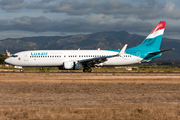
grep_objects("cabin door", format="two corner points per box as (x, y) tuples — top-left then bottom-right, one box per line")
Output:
(24, 54), (28, 61)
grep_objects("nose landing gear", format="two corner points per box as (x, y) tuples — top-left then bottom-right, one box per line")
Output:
(14, 66), (23, 73)
(20, 69), (24, 73)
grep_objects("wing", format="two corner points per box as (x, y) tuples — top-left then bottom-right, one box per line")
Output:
(78, 43), (128, 66)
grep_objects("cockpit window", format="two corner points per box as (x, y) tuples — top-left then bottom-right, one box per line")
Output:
(11, 54), (18, 57)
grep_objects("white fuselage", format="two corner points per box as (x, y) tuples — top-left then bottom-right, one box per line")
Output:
(5, 50), (142, 67)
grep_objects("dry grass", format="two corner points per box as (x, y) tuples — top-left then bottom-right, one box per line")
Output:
(0, 104), (180, 120)
(0, 73), (180, 119)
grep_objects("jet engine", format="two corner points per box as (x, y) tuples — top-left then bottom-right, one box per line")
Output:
(61, 61), (82, 70)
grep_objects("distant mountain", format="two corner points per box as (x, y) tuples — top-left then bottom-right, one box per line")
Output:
(0, 31), (179, 60)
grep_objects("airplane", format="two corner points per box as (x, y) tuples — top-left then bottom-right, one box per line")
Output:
(5, 21), (173, 72)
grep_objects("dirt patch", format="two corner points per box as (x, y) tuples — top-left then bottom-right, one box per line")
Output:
(0, 73), (180, 119)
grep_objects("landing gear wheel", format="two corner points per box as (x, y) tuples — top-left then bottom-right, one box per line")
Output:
(20, 69), (24, 73)
(83, 67), (92, 73)
(88, 68), (92, 72)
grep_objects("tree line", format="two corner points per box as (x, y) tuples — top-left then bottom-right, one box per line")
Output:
(0, 54), (8, 64)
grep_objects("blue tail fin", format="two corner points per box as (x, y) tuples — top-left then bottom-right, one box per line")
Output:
(126, 21), (166, 60)
(138, 21), (166, 52)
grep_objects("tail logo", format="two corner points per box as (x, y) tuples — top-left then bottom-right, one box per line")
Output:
(154, 24), (162, 31)
(150, 22), (164, 34)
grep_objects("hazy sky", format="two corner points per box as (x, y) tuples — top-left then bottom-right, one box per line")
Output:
(0, 0), (179, 39)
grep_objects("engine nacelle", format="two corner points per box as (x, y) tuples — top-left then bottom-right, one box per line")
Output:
(63, 61), (82, 70)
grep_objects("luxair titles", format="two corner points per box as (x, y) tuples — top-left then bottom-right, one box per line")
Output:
(31, 52), (48, 56)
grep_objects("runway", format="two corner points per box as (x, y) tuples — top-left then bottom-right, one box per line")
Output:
(1, 72), (180, 83)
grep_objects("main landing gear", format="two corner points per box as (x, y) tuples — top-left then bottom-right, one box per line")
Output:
(83, 66), (92, 73)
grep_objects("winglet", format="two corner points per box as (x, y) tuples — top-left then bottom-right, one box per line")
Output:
(119, 43), (128, 56)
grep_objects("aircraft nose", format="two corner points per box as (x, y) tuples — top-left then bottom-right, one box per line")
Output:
(4, 58), (10, 64)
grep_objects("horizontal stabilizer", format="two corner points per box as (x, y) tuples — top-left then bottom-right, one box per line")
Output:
(149, 48), (174, 55)
(144, 48), (174, 60)
(158, 48), (175, 53)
